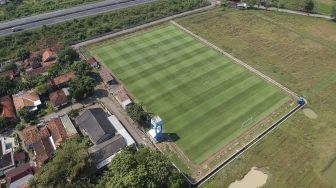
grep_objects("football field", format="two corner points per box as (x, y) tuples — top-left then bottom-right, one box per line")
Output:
(89, 25), (290, 164)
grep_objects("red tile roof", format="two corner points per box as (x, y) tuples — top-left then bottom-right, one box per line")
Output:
(25, 66), (48, 77)
(5, 163), (33, 183)
(33, 137), (54, 165)
(21, 125), (50, 145)
(88, 57), (98, 65)
(12, 90), (40, 111)
(99, 68), (114, 84)
(49, 72), (75, 87)
(113, 86), (131, 103)
(46, 118), (68, 147)
(49, 89), (69, 107)
(42, 49), (57, 62)
(14, 152), (26, 161)
(0, 95), (16, 119)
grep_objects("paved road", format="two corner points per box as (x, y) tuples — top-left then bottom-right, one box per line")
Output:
(0, 0), (157, 37)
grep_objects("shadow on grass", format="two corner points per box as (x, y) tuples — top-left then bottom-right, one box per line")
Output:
(164, 133), (180, 142)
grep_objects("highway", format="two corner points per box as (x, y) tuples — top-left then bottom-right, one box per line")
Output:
(0, 0), (157, 37)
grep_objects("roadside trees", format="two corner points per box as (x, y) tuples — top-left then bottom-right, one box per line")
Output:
(331, 3), (336, 20)
(304, 0), (314, 13)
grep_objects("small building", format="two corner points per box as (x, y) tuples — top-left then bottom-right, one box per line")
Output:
(46, 118), (69, 147)
(48, 72), (75, 88)
(5, 163), (34, 188)
(25, 66), (49, 77)
(49, 88), (70, 110)
(87, 57), (99, 68)
(76, 108), (128, 169)
(0, 95), (17, 120)
(42, 49), (57, 63)
(59, 114), (78, 138)
(99, 68), (115, 85)
(12, 90), (41, 112)
(0, 137), (15, 176)
(112, 86), (132, 109)
(148, 116), (163, 142)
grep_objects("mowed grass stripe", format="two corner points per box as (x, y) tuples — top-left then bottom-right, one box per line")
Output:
(90, 25), (290, 164)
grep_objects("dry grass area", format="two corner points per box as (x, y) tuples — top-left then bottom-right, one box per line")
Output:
(177, 8), (336, 188)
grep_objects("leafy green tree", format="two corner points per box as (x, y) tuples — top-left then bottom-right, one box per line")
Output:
(126, 103), (151, 128)
(17, 48), (30, 61)
(29, 137), (93, 188)
(97, 148), (186, 188)
(57, 47), (80, 64)
(2, 63), (17, 71)
(69, 75), (95, 101)
(0, 77), (15, 96)
(35, 83), (50, 95)
(304, 0), (314, 13)
(71, 61), (92, 76)
(17, 108), (35, 122)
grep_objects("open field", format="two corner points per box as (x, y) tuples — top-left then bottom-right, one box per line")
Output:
(177, 8), (336, 187)
(87, 25), (290, 166)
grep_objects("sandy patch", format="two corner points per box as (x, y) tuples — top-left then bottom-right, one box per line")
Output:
(302, 108), (318, 119)
(229, 167), (268, 188)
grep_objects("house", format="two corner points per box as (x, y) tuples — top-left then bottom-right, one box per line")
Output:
(21, 117), (73, 165)
(87, 57), (99, 68)
(0, 0), (10, 5)
(0, 96), (17, 120)
(99, 68), (115, 85)
(76, 108), (116, 145)
(32, 137), (55, 165)
(48, 72), (75, 88)
(42, 49), (57, 63)
(112, 86), (132, 109)
(75, 108), (128, 169)
(5, 163), (34, 188)
(59, 114), (78, 138)
(0, 137), (15, 176)
(0, 70), (17, 80)
(46, 118), (68, 147)
(12, 90), (41, 112)
(25, 66), (49, 77)
(49, 88), (70, 109)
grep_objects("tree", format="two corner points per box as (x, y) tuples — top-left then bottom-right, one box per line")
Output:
(126, 103), (151, 128)
(304, 0), (314, 13)
(331, 3), (336, 20)
(69, 75), (95, 101)
(29, 137), (93, 188)
(0, 77), (14, 96)
(17, 108), (35, 122)
(35, 83), (50, 95)
(71, 61), (92, 76)
(57, 47), (80, 64)
(97, 148), (186, 188)
(17, 48), (30, 61)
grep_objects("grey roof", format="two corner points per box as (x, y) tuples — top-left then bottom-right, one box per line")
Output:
(9, 174), (34, 188)
(75, 108), (116, 145)
(88, 134), (126, 163)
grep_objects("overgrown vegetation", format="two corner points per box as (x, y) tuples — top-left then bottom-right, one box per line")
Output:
(0, 0), (101, 22)
(0, 0), (209, 61)
(97, 147), (187, 188)
(29, 137), (93, 187)
(126, 103), (151, 129)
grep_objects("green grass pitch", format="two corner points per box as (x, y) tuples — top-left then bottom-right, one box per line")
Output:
(89, 25), (290, 164)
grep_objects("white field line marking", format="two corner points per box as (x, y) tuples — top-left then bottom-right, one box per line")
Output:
(170, 21), (298, 98)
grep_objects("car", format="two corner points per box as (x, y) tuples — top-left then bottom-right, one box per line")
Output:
(11, 27), (23, 32)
